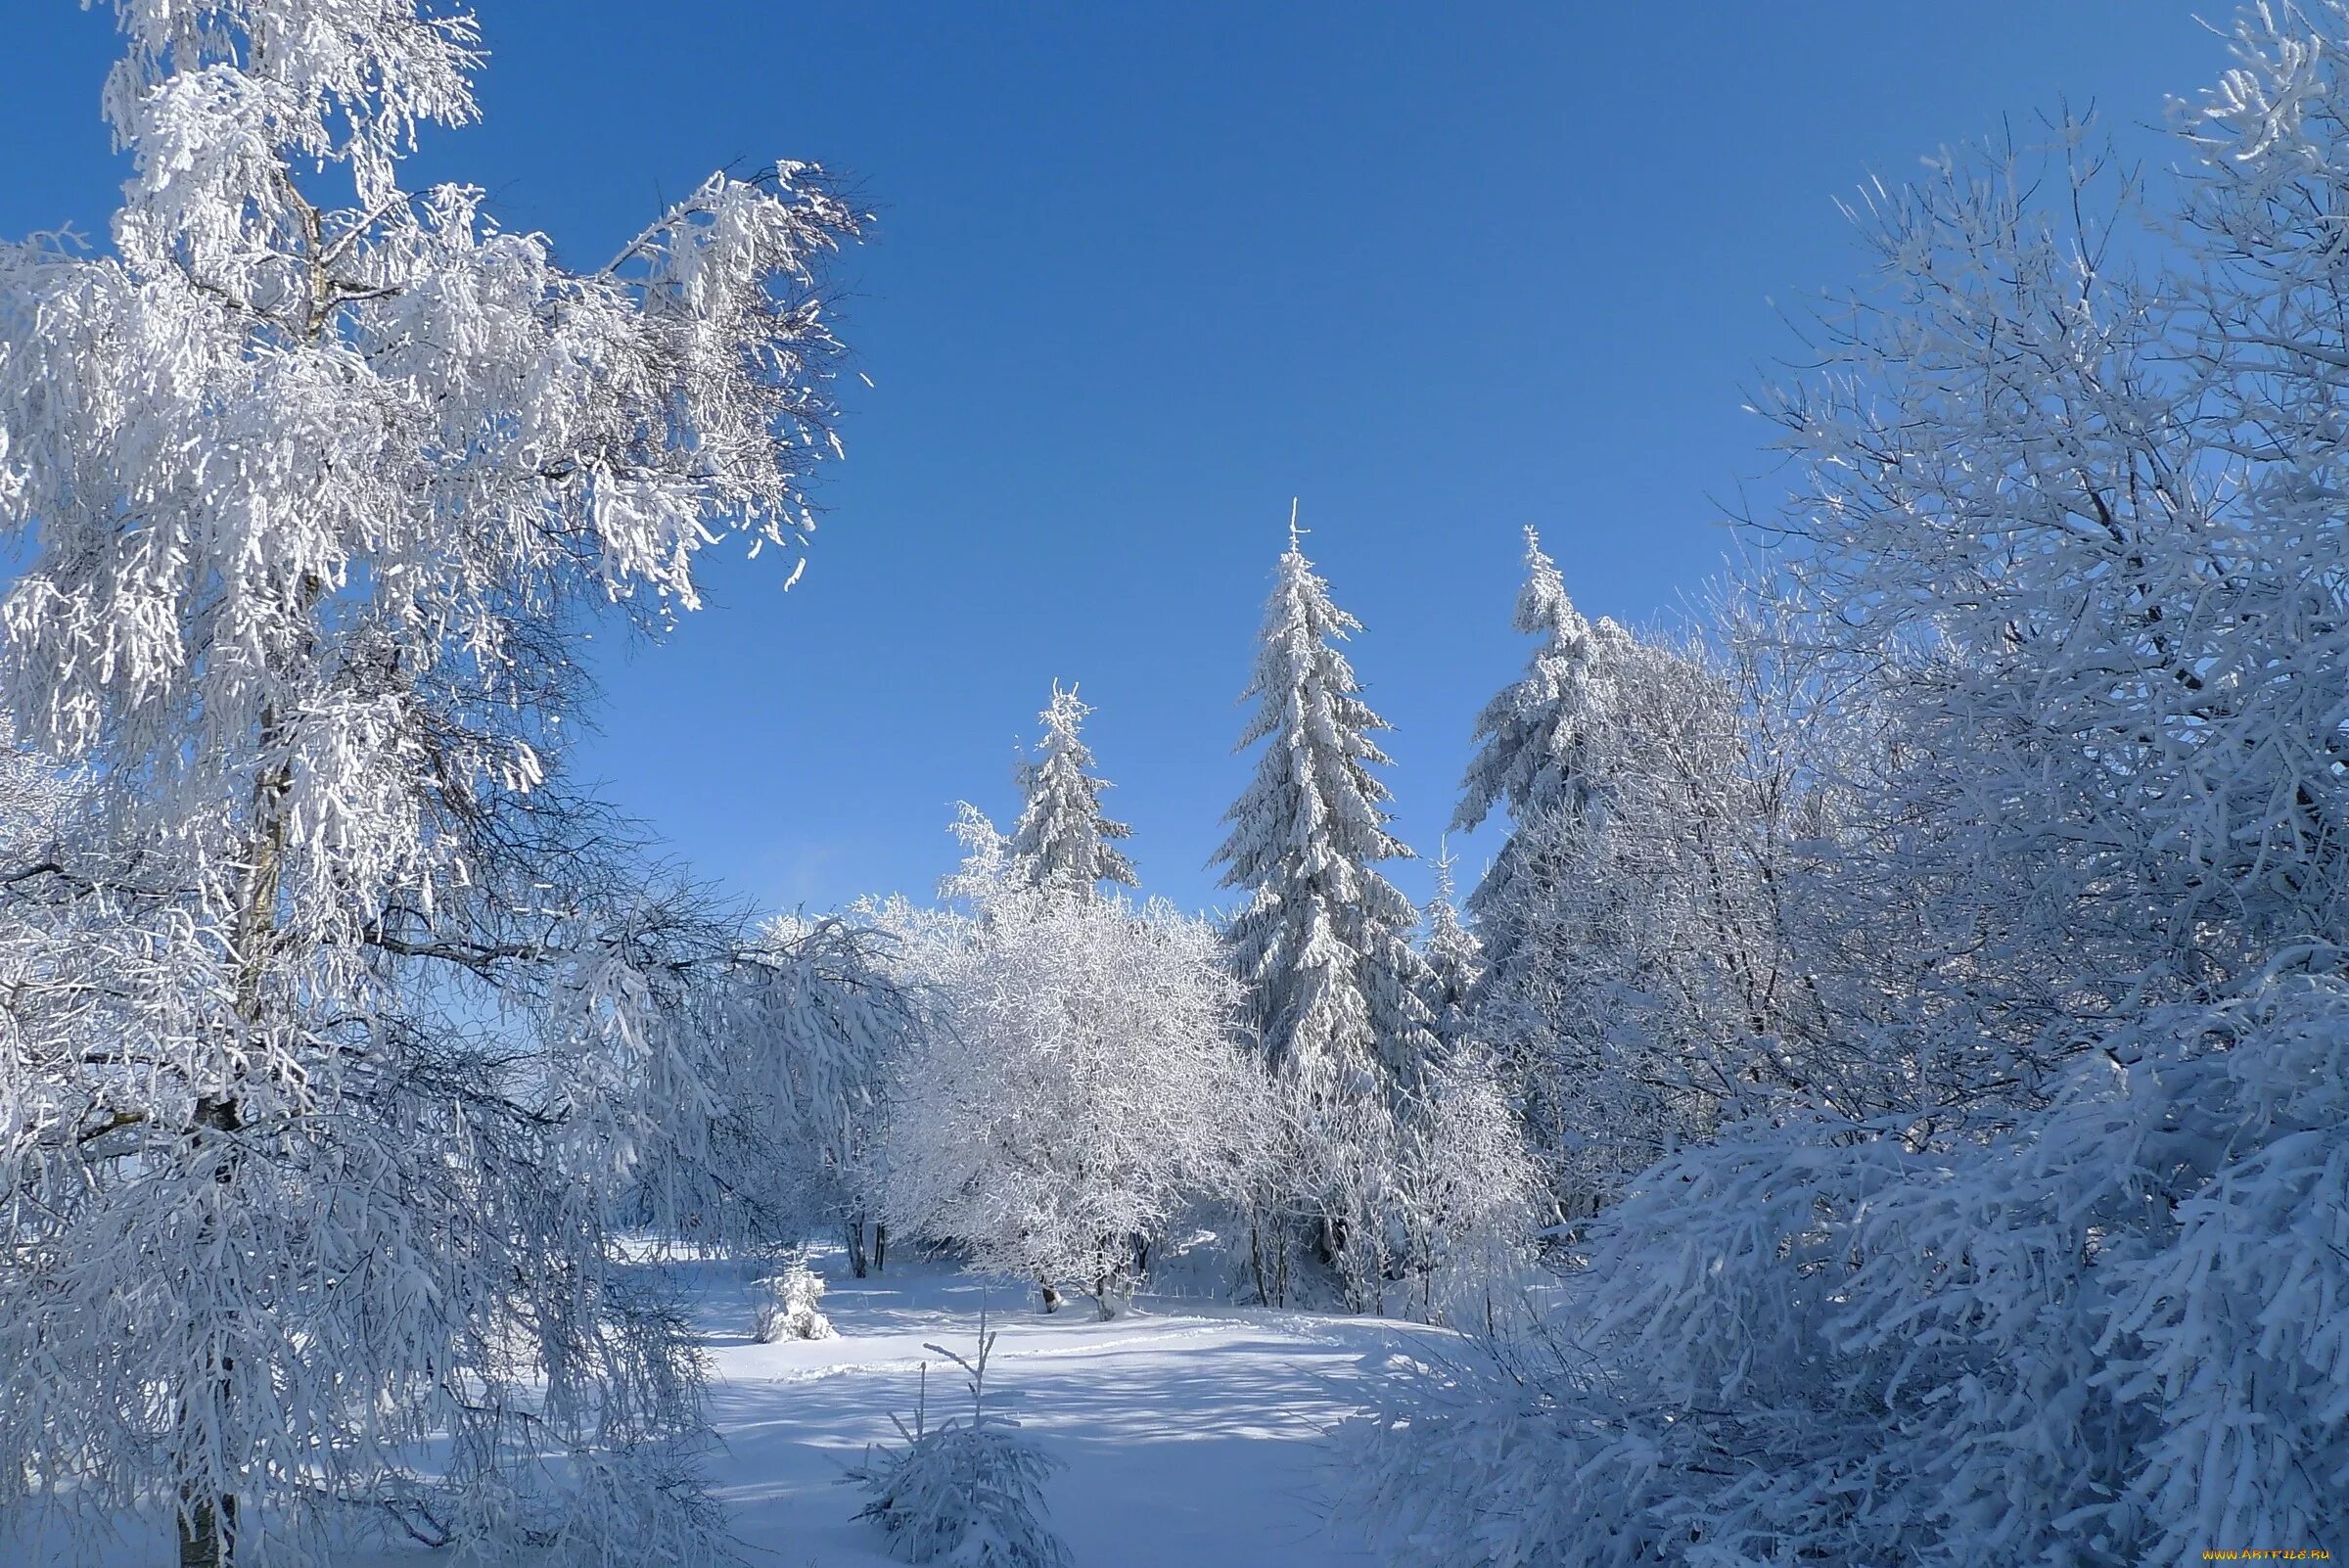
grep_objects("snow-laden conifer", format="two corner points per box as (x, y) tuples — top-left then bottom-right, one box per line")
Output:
(845, 1318), (1072, 1568)
(1213, 511), (1437, 1103)
(1006, 682), (1136, 895)
(1418, 843), (1484, 1055)
(1451, 529), (1637, 990)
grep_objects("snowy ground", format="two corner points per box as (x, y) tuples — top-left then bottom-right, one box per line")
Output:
(699, 1252), (1442, 1567)
(19, 1253), (1456, 1566)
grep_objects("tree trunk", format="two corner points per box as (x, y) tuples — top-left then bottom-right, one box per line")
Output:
(872, 1222), (888, 1273)
(176, 685), (300, 1567)
(177, 1487), (236, 1568)
(1036, 1279), (1062, 1314)
(1091, 1241), (1118, 1320)
(1247, 1219), (1287, 1308)
(844, 1217), (868, 1279)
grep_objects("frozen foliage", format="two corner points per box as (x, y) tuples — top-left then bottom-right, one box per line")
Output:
(880, 813), (1262, 1317)
(752, 1261), (836, 1344)
(1007, 682), (1136, 895)
(1348, 984), (2349, 1566)
(0, 0), (856, 1561)
(627, 913), (917, 1253)
(1752, 25), (2349, 1044)
(1214, 514), (1436, 1104)
(845, 1321), (1072, 1568)
(1353, 6), (2349, 1561)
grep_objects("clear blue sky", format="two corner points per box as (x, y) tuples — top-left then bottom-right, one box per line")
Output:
(0, 2), (2220, 916)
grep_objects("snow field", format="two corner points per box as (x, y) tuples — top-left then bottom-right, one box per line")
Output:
(697, 1254), (1447, 1567)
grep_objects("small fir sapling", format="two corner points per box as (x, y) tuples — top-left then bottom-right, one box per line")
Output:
(844, 1313), (1072, 1568)
(752, 1259), (836, 1343)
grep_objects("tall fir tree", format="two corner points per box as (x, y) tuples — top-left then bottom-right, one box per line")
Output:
(1214, 510), (1436, 1105)
(1007, 682), (1137, 895)
(1452, 528), (1634, 994)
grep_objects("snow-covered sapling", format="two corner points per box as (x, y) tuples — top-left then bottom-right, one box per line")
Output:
(844, 1315), (1071, 1568)
(753, 1261), (836, 1343)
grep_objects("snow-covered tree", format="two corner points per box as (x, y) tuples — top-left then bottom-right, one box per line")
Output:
(880, 813), (1261, 1318)
(1417, 843), (1483, 1055)
(1352, 10), (2349, 1561)
(845, 1318), (1072, 1568)
(1006, 681), (1135, 896)
(1214, 515), (1437, 1104)
(624, 912), (917, 1262)
(752, 1259), (836, 1344)
(1471, 612), (1846, 1207)
(1451, 529), (1637, 995)
(0, 2), (858, 1561)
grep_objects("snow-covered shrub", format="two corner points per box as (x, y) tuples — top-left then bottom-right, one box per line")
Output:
(878, 811), (1263, 1318)
(753, 1261), (836, 1344)
(1230, 1038), (1540, 1323)
(1346, 978), (2349, 1566)
(845, 1321), (1071, 1568)
(1388, 1057), (1542, 1328)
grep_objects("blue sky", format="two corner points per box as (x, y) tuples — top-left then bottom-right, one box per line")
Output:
(0, 2), (2221, 916)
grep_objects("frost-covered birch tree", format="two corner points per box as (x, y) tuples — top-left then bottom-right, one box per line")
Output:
(879, 813), (1260, 1318)
(0, 2), (858, 1561)
(1006, 681), (1135, 896)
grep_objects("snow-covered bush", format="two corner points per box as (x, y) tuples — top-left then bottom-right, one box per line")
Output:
(1346, 978), (2349, 1565)
(1388, 1057), (1542, 1328)
(753, 1261), (837, 1344)
(1230, 1035), (1540, 1322)
(845, 1321), (1071, 1568)
(879, 811), (1263, 1318)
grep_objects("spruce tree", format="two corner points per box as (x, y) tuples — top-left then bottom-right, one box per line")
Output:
(1418, 843), (1484, 1055)
(1007, 682), (1137, 895)
(1452, 528), (1634, 993)
(1214, 511), (1436, 1105)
